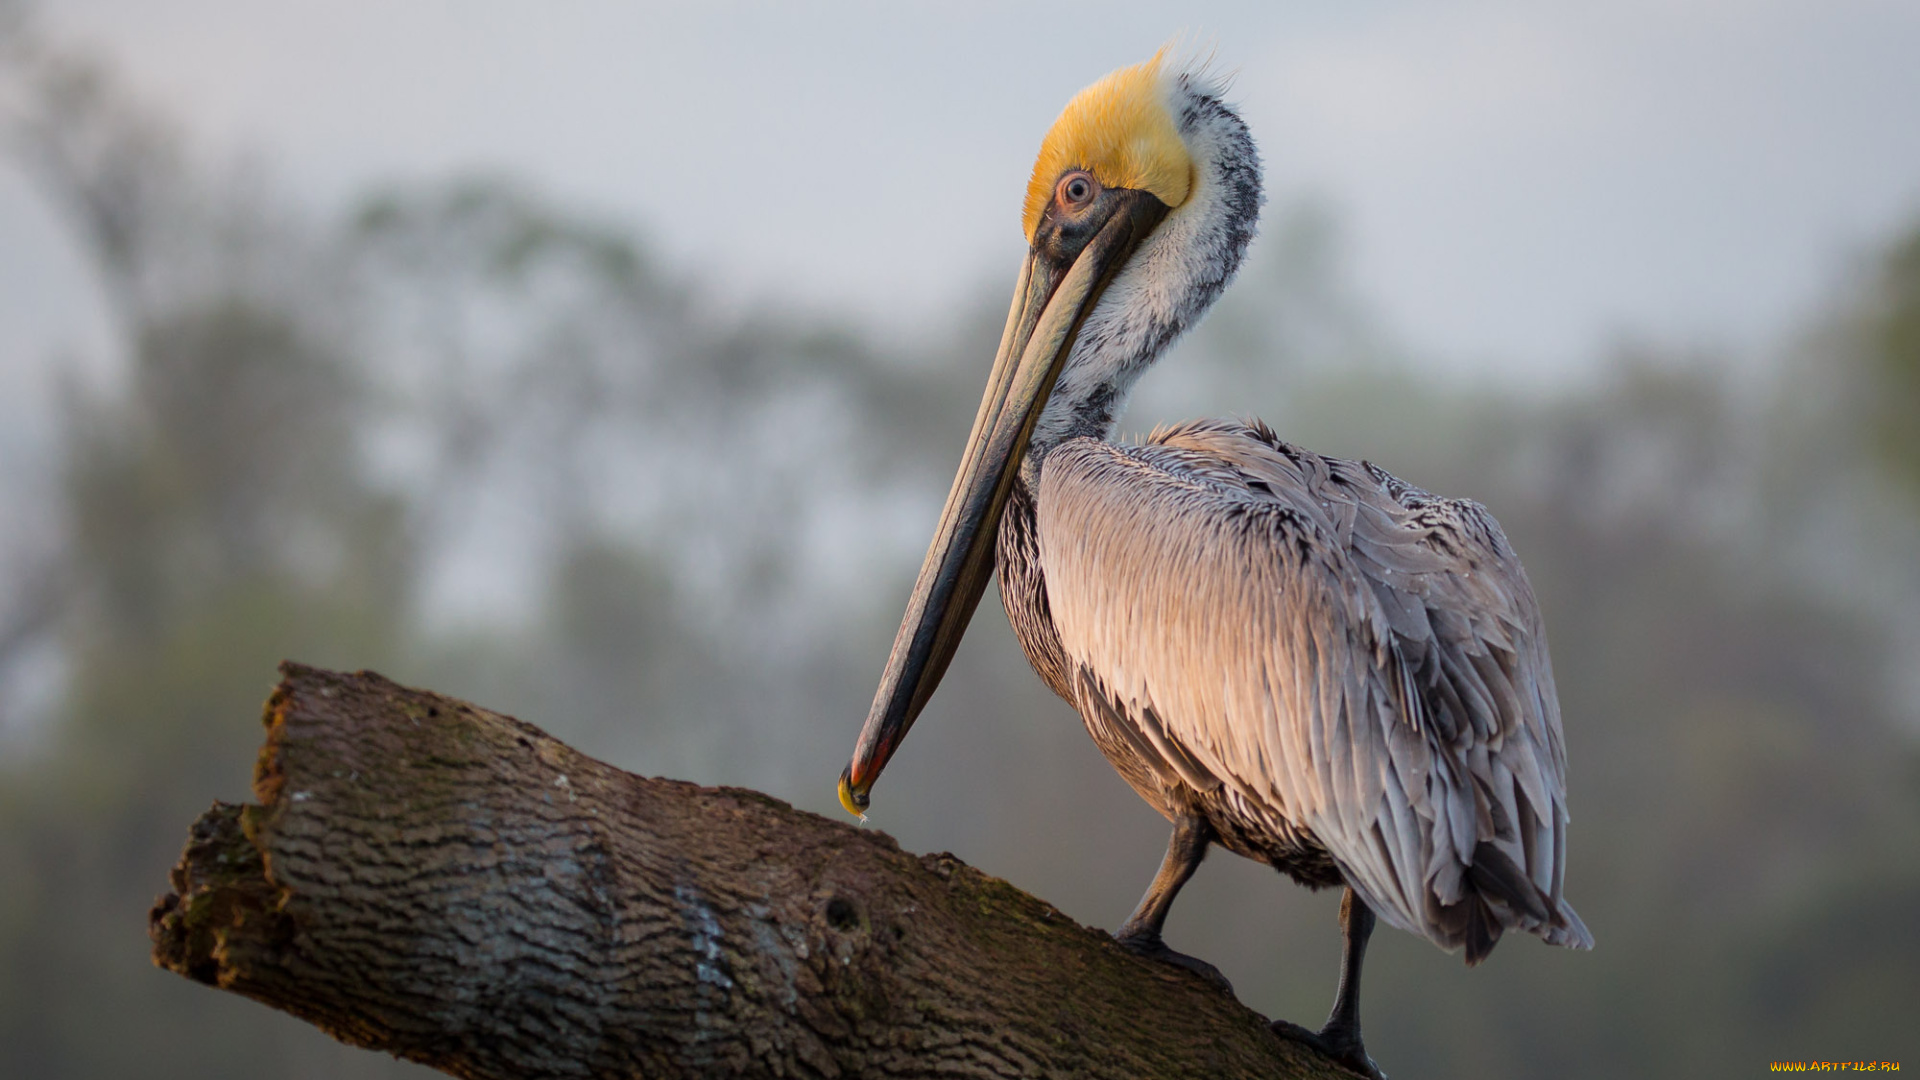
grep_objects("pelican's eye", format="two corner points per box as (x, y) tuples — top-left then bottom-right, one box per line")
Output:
(1058, 171), (1098, 208)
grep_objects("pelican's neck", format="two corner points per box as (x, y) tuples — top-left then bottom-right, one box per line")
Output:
(1020, 78), (1261, 491)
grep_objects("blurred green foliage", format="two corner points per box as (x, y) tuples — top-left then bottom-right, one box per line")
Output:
(1863, 230), (1920, 499)
(1, 35), (1917, 1080)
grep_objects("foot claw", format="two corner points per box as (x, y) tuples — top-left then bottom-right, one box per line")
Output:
(1269, 1019), (1385, 1080)
(1113, 932), (1235, 995)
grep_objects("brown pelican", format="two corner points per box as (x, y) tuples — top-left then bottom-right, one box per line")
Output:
(837, 50), (1591, 1078)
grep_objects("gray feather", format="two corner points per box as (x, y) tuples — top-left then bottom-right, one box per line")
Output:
(1027, 418), (1591, 959)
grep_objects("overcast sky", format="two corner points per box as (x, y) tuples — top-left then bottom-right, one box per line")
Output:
(5, 0), (1920, 409)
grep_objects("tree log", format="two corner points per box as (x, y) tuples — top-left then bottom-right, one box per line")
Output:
(149, 663), (1353, 1079)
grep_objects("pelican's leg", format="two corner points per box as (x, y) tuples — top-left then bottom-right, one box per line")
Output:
(1272, 887), (1385, 1079)
(1113, 813), (1232, 992)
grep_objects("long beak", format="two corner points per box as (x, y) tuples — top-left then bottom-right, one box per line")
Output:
(839, 189), (1167, 816)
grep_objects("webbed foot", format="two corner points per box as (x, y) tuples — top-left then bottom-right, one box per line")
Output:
(1270, 1019), (1385, 1080)
(1113, 930), (1234, 995)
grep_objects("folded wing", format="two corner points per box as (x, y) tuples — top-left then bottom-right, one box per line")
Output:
(1036, 418), (1591, 961)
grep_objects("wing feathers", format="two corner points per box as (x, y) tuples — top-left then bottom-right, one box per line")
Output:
(1037, 419), (1589, 960)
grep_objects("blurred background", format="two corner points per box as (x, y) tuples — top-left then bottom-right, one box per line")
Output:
(2, 2), (1918, 1076)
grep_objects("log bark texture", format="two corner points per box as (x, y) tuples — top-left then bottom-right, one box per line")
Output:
(149, 663), (1353, 1079)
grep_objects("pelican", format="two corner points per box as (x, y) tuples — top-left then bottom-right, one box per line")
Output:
(837, 50), (1591, 1078)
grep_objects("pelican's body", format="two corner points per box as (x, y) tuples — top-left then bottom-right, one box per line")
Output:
(1000, 418), (1588, 955)
(840, 51), (1589, 1077)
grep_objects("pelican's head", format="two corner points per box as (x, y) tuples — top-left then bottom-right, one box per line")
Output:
(840, 50), (1262, 816)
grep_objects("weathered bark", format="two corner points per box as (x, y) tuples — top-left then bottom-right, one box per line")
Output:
(150, 663), (1353, 1079)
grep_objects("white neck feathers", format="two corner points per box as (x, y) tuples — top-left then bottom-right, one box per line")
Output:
(1024, 75), (1263, 482)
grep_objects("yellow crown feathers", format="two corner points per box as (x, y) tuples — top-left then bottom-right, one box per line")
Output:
(1020, 48), (1195, 243)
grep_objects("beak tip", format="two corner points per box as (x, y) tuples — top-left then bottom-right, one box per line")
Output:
(837, 765), (871, 817)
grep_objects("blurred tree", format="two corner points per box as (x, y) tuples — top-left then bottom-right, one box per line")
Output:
(0, 26), (425, 1078)
(1859, 225), (1920, 499)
